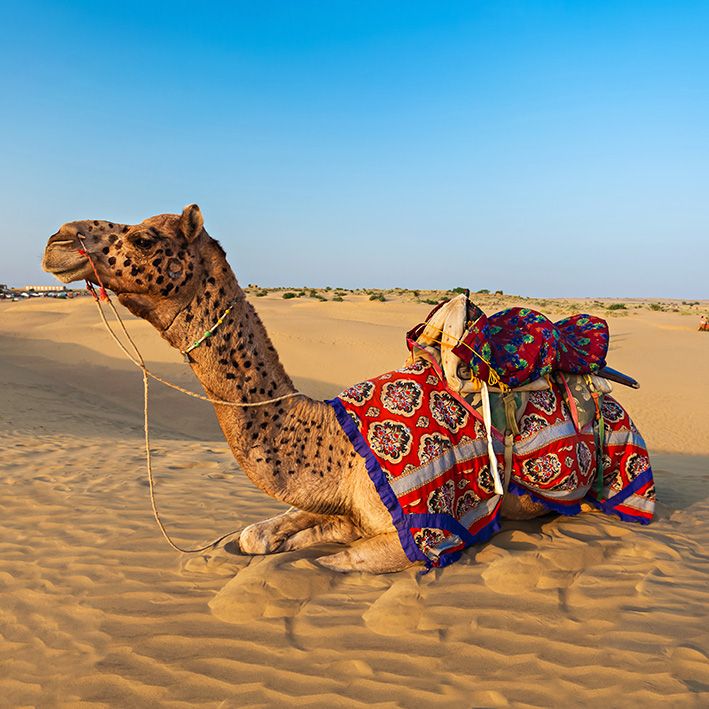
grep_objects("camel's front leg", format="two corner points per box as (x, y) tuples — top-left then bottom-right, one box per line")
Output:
(239, 508), (324, 555)
(315, 531), (414, 573)
(278, 516), (360, 551)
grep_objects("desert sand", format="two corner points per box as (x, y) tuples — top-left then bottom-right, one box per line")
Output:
(1, 292), (708, 707)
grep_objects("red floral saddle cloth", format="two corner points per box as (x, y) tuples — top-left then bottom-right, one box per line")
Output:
(328, 358), (655, 568)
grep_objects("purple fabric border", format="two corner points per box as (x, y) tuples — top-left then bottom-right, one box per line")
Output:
(588, 469), (654, 525)
(327, 397), (428, 564)
(508, 468), (654, 525)
(407, 511), (503, 569)
(406, 510), (502, 550)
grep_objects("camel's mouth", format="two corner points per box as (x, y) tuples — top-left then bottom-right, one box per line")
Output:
(42, 239), (92, 284)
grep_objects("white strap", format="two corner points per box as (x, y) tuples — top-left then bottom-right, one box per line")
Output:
(480, 381), (504, 494)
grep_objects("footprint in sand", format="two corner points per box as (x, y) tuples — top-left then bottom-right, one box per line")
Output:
(208, 551), (337, 624)
(362, 576), (423, 635)
(480, 554), (542, 595)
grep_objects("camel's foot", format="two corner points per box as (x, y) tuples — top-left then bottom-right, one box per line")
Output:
(239, 508), (359, 555)
(239, 509), (323, 555)
(316, 531), (413, 574)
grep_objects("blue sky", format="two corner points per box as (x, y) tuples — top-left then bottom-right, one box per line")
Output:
(1, 1), (707, 297)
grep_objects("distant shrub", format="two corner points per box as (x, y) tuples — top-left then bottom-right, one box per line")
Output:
(333, 295), (344, 302)
(649, 303), (663, 311)
(476, 288), (490, 294)
(369, 293), (386, 302)
(607, 303), (627, 310)
(451, 287), (467, 294)
(255, 289), (268, 297)
(423, 298), (439, 305)
(495, 290), (504, 295)
(282, 292), (297, 299)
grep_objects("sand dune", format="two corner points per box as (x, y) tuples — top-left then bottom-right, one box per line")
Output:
(1, 295), (707, 707)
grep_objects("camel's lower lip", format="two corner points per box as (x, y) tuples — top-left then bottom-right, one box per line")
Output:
(42, 247), (91, 283)
(52, 265), (84, 276)
(48, 265), (90, 283)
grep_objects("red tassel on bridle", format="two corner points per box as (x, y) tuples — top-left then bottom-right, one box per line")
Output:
(77, 245), (108, 301)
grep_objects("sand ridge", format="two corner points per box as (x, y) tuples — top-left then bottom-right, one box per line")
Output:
(1, 295), (707, 707)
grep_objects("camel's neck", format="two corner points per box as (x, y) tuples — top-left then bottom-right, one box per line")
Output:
(155, 240), (351, 514)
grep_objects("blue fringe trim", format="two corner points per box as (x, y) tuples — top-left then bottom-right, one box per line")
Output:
(406, 510), (502, 550)
(588, 469), (654, 525)
(508, 471), (654, 526)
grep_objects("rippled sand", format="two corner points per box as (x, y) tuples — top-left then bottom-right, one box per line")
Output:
(1, 295), (707, 707)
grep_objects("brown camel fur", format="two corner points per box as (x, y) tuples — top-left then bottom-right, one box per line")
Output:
(42, 205), (547, 573)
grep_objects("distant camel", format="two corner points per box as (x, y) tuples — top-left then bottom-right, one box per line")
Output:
(700, 315), (709, 332)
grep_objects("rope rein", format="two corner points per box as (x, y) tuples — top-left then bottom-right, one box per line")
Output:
(77, 238), (303, 553)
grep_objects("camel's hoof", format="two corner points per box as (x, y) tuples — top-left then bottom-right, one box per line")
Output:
(238, 523), (283, 555)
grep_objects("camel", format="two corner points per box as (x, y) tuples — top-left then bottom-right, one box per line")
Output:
(699, 315), (709, 332)
(42, 204), (561, 573)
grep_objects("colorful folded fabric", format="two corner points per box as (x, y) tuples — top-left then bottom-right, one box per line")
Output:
(450, 307), (609, 388)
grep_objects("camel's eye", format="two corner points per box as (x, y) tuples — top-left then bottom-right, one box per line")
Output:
(133, 236), (155, 250)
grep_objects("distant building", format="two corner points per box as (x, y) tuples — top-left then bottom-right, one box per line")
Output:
(24, 285), (68, 292)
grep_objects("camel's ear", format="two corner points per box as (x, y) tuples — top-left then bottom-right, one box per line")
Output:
(179, 204), (204, 242)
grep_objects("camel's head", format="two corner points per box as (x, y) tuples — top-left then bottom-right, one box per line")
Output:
(43, 204), (213, 327)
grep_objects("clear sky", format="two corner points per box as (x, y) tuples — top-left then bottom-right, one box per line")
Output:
(1, 1), (707, 297)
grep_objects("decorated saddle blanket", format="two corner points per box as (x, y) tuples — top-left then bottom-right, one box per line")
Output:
(327, 358), (655, 568)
